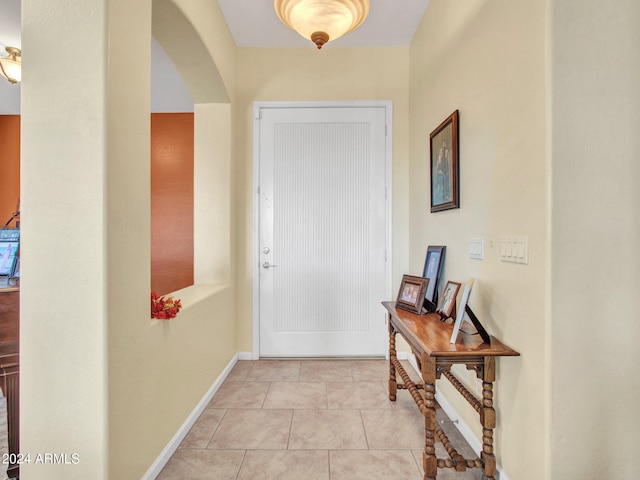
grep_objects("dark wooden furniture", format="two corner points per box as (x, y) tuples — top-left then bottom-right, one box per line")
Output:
(382, 301), (519, 480)
(0, 287), (19, 480)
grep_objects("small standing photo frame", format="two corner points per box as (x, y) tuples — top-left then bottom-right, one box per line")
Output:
(422, 245), (446, 309)
(450, 279), (474, 343)
(436, 280), (461, 319)
(396, 275), (430, 314)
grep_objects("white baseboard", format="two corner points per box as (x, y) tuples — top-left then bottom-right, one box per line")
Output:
(142, 353), (240, 480)
(404, 353), (511, 480)
(237, 351), (254, 361)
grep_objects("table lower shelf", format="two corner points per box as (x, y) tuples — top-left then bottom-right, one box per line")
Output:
(390, 355), (483, 475)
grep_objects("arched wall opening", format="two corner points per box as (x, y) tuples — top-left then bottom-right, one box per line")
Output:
(151, 0), (232, 299)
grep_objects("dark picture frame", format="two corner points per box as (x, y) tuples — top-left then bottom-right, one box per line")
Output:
(422, 245), (446, 306)
(430, 110), (460, 212)
(436, 280), (461, 319)
(11, 256), (20, 279)
(396, 274), (430, 314)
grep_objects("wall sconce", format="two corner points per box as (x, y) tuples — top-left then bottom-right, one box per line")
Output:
(0, 47), (21, 84)
(274, 0), (369, 50)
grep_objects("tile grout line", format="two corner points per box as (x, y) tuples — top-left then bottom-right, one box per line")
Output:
(204, 408), (229, 450)
(359, 409), (372, 450)
(232, 450), (248, 480)
(285, 408), (294, 451)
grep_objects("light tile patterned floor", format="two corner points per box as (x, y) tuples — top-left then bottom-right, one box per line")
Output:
(157, 359), (483, 480)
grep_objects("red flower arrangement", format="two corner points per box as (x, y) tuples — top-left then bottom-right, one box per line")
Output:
(151, 291), (182, 319)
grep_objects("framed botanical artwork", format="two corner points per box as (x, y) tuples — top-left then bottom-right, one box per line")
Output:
(450, 279), (474, 343)
(436, 280), (461, 319)
(396, 274), (430, 314)
(430, 110), (460, 212)
(422, 245), (446, 305)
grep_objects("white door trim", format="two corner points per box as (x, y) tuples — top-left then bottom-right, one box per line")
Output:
(251, 100), (393, 359)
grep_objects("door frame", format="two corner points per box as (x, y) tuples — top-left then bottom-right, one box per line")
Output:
(251, 100), (393, 359)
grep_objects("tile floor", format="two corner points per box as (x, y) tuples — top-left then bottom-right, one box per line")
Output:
(157, 359), (483, 480)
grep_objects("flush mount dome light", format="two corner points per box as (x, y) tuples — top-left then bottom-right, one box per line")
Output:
(0, 47), (21, 84)
(274, 0), (370, 50)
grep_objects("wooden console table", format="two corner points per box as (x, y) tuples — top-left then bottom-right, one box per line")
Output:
(382, 301), (519, 480)
(1, 288), (19, 480)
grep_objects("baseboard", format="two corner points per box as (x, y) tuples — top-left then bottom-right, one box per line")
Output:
(141, 353), (240, 480)
(405, 353), (511, 480)
(237, 351), (253, 361)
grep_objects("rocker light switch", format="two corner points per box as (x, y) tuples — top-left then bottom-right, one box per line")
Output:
(501, 236), (528, 264)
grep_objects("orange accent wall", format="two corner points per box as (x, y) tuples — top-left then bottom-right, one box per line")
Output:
(0, 116), (21, 228)
(1, 114), (193, 295)
(151, 113), (194, 296)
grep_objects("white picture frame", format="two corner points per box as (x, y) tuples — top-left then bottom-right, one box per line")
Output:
(450, 278), (475, 344)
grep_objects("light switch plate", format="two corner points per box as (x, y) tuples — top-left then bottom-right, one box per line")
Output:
(500, 236), (528, 264)
(469, 237), (484, 260)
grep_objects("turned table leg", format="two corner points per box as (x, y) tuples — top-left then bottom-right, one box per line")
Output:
(421, 353), (437, 480)
(481, 357), (496, 480)
(1, 364), (19, 480)
(388, 317), (397, 401)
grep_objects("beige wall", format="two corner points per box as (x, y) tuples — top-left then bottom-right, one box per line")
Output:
(20, 0), (238, 478)
(550, 0), (640, 478)
(409, 1), (547, 478)
(235, 47), (411, 352)
(21, 1), (110, 477)
(18, 0), (640, 478)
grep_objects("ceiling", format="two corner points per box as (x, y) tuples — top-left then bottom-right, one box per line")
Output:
(0, 0), (430, 114)
(0, 0), (21, 51)
(217, 0), (430, 48)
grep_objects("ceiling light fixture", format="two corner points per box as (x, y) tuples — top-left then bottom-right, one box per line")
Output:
(0, 47), (21, 84)
(274, 0), (370, 50)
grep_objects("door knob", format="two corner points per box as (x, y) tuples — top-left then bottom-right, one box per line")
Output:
(263, 261), (277, 269)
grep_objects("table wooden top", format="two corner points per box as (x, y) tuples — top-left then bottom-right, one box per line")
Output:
(382, 301), (519, 358)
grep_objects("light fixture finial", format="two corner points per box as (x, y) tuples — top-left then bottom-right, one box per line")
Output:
(311, 31), (330, 49)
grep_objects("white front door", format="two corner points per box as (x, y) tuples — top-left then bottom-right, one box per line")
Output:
(256, 103), (390, 357)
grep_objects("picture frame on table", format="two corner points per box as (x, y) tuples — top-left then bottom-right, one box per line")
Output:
(450, 279), (475, 343)
(436, 280), (461, 319)
(422, 245), (446, 307)
(11, 256), (20, 279)
(0, 241), (19, 276)
(396, 275), (430, 314)
(430, 110), (460, 212)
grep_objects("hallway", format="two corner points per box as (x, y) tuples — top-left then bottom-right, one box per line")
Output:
(156, 359), (482, 480)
